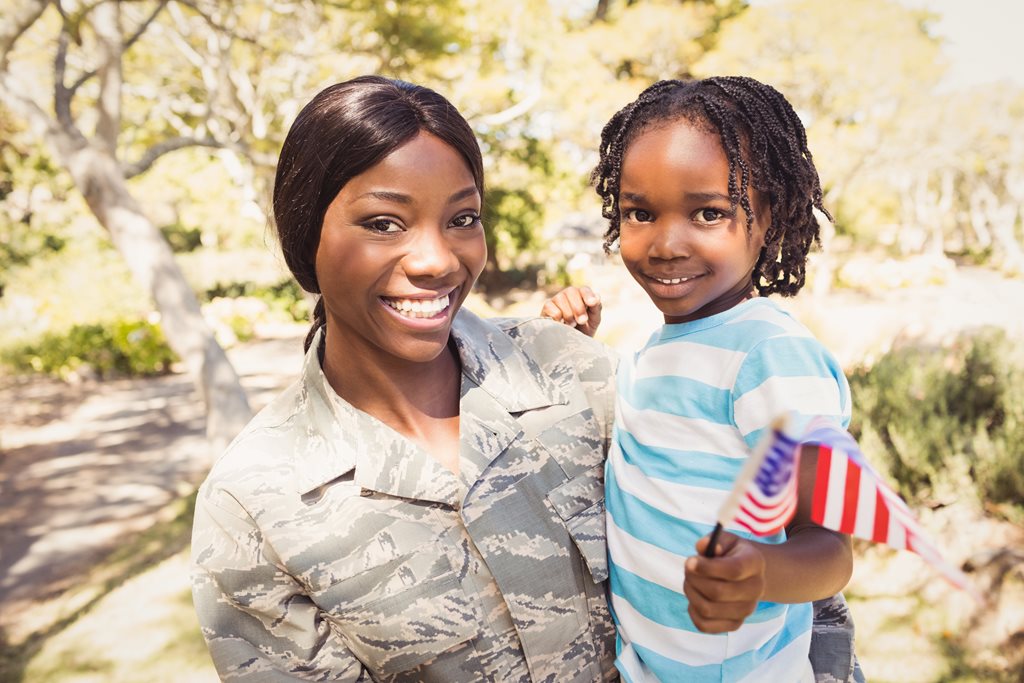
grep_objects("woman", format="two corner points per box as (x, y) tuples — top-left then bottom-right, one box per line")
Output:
(191, 76), (619, 681)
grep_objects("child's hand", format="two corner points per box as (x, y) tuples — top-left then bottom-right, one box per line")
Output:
(540, 286), (602, 337)
(684, 531), (766, 633)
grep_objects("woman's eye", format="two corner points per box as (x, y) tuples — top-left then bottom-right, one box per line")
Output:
(364, 218), (402, 234)
(624, 208), (653, 223)
(451, 213), (481, 229)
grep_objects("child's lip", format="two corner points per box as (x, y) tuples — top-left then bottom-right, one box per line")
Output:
(647, 273), (702, 284)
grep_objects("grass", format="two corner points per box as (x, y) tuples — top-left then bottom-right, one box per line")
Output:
(0, 491), (209, 683)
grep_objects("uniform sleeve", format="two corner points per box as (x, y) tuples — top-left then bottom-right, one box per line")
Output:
(731, 334), (851, 449)
(191, 486), (370, 682)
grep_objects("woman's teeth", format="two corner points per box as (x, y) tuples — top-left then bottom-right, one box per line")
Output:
(383, 293), (451, 318)
(653, 275), (694, 285)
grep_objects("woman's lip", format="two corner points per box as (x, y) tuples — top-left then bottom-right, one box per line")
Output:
(378, 286), (460, 329)
(381, 286), (457, 301)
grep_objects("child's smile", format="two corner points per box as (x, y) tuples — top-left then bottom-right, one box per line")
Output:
(617, 120), (768, 325)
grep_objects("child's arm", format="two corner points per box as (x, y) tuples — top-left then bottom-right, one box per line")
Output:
(683, 444), (853, 633)
(540, 285), (602, 337)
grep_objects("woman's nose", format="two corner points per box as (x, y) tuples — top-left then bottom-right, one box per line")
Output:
(402, 226), (460, 279)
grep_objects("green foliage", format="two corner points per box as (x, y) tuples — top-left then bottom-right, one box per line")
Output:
(203, 279), (310, 323)
(483, 187), (543, 262)
(0, 110), (73, 288)
(1, 319), (178, 380)
(849, 328), (1024, 509)
(158, 222), (203, 253)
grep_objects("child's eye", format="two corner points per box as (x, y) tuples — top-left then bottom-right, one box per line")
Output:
(623, 208), (654, 223)
(694, 208), (727, 224)
(362, 218), (403, 234)
(450, 213), (482, 229)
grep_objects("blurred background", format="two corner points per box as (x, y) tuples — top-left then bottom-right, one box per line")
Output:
(1, 0), (1022, 681)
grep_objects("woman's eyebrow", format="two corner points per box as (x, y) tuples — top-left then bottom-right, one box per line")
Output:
(447, 186), (480, 204)
(620, 191), (646, 203)
(355, 190), (412, 204)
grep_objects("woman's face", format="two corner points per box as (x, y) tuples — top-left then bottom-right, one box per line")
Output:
(315, 132), (486, 367)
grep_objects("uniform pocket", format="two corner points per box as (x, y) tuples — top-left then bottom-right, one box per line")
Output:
(546, 463), (608, 583)
(316, 554), (483, 676)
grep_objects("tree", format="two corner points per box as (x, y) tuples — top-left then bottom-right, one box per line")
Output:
(1, 1), (252, 456)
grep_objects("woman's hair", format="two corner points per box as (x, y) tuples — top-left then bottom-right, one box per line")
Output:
(272, 76), (484, 350)
(591, 76), (831, 297)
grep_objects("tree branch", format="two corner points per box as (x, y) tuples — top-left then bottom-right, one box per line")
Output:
(54, 30), (75, 128)
(173, 0), (260, 45)
(0, 0), (48, 70)
(126, 0), (170, 50)
(66, 0), (169, 98)
(122, 135), (221, 178)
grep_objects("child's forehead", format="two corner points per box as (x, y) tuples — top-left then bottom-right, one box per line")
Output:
(629, 111), (755, 167)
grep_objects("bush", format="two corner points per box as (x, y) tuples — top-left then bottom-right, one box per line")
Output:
(202, 279), (310, 323)
(848, 327), (1024, 510)
(0, 318), (178, 379)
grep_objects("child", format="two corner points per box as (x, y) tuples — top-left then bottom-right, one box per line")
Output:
(544, 76), (854, 682)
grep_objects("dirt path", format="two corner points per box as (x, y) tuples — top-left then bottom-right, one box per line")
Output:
(0, 329), (306, 637)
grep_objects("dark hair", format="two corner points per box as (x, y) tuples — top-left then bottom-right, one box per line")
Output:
(592, 76), (831, 297)
(272, 76), (484, 350)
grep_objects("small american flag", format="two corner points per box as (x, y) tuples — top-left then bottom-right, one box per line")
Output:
(713, 414), (802, 538)
(733, 421), (801, 536)
(800, 418), (980, 600)
(710, 415), (979, 601)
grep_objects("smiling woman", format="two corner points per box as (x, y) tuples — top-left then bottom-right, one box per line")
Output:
(189, 76), (620, 682)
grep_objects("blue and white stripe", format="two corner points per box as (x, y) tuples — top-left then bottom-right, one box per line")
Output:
(607, 298), (850, 682)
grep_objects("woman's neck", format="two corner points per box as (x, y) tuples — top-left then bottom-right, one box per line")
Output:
(320, 336), (463, 472)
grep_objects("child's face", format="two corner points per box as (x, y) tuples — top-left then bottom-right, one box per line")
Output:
(618, 119), (768, 325)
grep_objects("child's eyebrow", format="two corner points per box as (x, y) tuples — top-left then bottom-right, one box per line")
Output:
(620, 190), (731, 203)
(684, 191), (731, 203)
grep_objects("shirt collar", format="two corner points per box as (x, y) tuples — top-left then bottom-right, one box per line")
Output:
(292, 309), (566, 497)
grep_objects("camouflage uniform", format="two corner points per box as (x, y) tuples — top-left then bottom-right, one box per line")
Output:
(192, 309), (862, 682)
(191, 311), (619, 682)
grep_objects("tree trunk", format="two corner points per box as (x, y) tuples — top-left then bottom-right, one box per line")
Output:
(67, 144), (253, 456)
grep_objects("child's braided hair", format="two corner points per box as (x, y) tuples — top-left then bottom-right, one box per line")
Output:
(592, 76), (831, 297)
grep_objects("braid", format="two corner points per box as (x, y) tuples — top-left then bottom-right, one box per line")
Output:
(304, 296), (326, 354)
(592, 75), (831, 297)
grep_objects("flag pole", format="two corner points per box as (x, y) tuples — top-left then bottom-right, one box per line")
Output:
(704, 523), (725, 558)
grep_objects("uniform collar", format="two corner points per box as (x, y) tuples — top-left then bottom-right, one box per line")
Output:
(293, 309), (566, 497)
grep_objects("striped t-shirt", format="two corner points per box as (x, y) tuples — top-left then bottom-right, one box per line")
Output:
(606, 298), (851, 683)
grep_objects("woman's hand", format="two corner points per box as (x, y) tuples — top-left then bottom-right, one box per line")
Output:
(684, 531), (766, 633)
(540, 286), (602, 337)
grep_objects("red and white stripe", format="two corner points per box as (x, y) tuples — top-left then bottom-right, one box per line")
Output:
(734, 475), (799, 536)
(810, 444), (980, 600)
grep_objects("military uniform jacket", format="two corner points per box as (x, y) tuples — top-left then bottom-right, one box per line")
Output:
(191, 311), (620, 682)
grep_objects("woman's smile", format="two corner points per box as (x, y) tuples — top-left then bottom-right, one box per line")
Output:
(379, 288), (456, 326)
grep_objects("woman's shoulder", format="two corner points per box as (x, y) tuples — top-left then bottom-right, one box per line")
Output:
(199, 376), (313, 499)
(490, 315), (619, 377)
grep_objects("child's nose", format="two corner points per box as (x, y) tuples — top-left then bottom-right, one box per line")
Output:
(649, 222), (691, 260)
